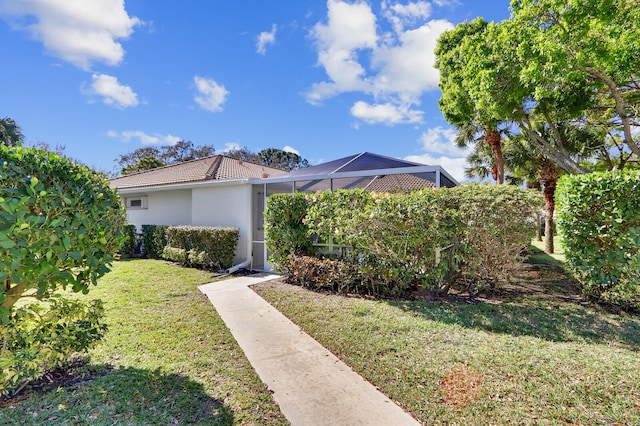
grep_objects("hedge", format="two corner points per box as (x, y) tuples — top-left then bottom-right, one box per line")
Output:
(119, 224), (137, 257)
(266, 185), (541, 297)
(141, 224), (168, 259)
(162, 226), (239, 270)
(557, 170), (640, 310)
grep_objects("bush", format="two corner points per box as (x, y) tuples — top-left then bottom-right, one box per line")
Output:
(141, 224), (168, 259)
(0, 296), (107, 396)
(286, 254), (360, 293)
(163, 226), (239, 270)
(0, 145), (126, 319)
(557, 171), (640, 310)
(265, 186), (541, 297)
(264, 193), (316, 273)
(120, 224), (138, 257)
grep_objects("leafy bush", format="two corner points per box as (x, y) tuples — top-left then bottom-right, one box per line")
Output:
(557, 171), (640, 310)
(0, 145), (126, 320)
(163, 226), (239, 270)
(120, 224), (138, 257)
(265, 185), (541, 297)
(141, 224), (168, 259)
(264, 193), (316, 273)
(286, 254), (360, 293)
(0, 296), (107, 396)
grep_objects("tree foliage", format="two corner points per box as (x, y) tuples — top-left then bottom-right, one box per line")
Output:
(0, 145), (127, 321)
(226, 147), (310, 171)
(116, 140), (215, 175)
(0, 117), (24, 147)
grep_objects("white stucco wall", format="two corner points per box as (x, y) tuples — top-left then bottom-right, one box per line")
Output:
(191, 184), (253, 264)
(124, 189), (192, 232)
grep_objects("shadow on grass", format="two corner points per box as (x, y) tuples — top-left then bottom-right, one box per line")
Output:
(1, 365), (233, 425)
(387, 297), (640, 350)
(526, 244), (564, 265)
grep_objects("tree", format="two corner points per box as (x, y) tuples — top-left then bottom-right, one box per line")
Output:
(257, 148), (310, 171)
(457, 0), (639, 174)
(435, 19), (508, 184)
(0, 145), (127, 319)
(116, 141), (215, 175)
(226, 147), (310, 171)
(509, 0), (640, 159)
(0, 117), (24, 146)
(121, 156), (166, 175)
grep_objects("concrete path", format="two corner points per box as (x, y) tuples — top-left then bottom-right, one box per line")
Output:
(198, 274), (420, 426)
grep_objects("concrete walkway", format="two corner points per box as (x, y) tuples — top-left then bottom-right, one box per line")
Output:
(198, 274), (420, 426)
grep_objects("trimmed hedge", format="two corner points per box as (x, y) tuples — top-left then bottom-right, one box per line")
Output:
(557, 171), (640, 310)
(141, 224), (168, 259)
(162, 226), (239, 270)
(266, 185), (541, 297)
(119, 224), (137, 257)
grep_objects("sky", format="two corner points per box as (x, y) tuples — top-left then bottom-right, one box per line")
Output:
(0, 0), (511, 181)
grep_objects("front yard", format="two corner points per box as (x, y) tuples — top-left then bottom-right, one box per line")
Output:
(0, 260), (287, 425)
(254, 258), (640, 425)
(2, 254), (638, 425)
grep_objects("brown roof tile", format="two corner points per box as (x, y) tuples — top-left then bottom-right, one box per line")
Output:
(364, 174), (436, 192)
(110, 155), (288, 189)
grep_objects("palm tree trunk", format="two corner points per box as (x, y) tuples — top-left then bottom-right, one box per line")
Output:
(539, 160), (560, 254)
(485, 128), (504, 185)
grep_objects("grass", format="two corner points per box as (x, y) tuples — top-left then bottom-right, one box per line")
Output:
(0, 259), (287, 425)
(529, 235), (565, 264)
(253, 259), (640, 425)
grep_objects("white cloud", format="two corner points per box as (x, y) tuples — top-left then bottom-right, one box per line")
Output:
(107, 130), (180, 145)
(283, 145), (300, 155)
(418, 126), (467, 156)
(404, 153), (467, 183)
(193, 76), (229, 112)
(0, 0), (141, 70)
(256, 24), (277, 55)
(306, 0), (454, 126)
(404, 125), (469, 182)
(382, 1), (432, 33)
(84, 73), (138, 108)
(220, 142), (241, 153)
(350, 100), (423, 125)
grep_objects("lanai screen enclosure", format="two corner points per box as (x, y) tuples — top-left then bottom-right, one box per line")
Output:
(251, 152), (458, 270)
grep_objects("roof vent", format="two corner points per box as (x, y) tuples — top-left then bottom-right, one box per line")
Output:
(238, 159), (244, 166)
(262, 173), (270, 178)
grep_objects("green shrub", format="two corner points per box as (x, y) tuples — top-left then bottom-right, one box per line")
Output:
(162, 246), (187, 264)
(120, 224), (138, 257)
(265, 186), (541, 297)
(557, 171), (640, 310)
(441, 185), (542, 294)
(141, 224), (168, 259)
(286, 254), (360, 293)
(0, 296), (107, 396)
(163, 226), (239, 270)
(0, 145), (126, 320)
(264, 192), (316, 273)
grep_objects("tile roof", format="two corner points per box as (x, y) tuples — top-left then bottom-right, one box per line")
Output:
(363, 173), (436, 192)
(109, 155), (288, 189)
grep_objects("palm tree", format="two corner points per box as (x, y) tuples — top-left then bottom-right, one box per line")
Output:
(0, 117), (24, 146)
(456, 121), (510, 184)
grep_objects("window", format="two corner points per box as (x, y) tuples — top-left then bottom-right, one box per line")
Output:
(127, 196), (148, 210)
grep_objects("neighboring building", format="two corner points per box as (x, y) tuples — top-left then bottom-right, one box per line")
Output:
(110, 152), (458, 271)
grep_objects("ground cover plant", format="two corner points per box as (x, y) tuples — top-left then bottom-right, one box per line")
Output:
(0, 260), (286, 425)
(254, 254), (640, 425)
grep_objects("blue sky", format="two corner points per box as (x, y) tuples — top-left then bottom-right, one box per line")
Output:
(0, 1), (510, 180)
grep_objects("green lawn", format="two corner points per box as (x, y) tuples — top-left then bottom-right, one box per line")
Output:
(0, 260), (287, 425)
(254, 262), (640, 425)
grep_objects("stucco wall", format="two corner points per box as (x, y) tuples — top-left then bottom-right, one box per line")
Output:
(191, 184), (252, 264)
(124, 189), (192, 232)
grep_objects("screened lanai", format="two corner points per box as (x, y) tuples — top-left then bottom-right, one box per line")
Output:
(250, 152), (458, 270)
(263, 151), (457, 194)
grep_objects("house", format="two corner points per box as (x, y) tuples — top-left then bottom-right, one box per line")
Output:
(110, 152), (457, 271)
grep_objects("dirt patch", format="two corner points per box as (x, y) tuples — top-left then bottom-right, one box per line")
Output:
(440, 365), (483, 408)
